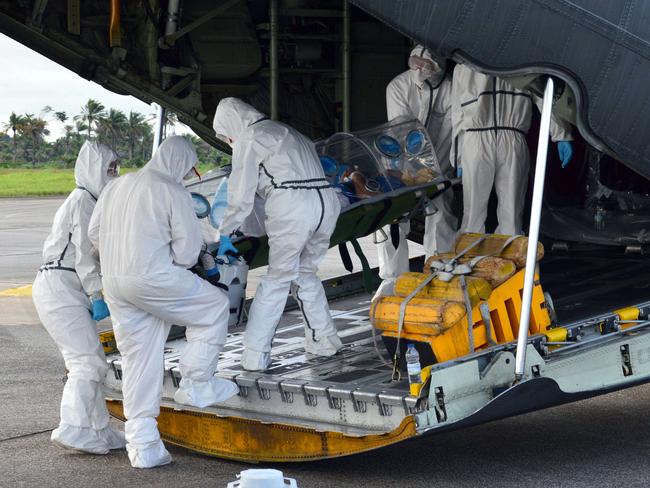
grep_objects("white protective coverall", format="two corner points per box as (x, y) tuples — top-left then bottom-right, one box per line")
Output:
(88, 136), (238, 468)
(32, 141), (125, 454)
(451, 64), (573, 234)
(213, 98), (342, 371)
(375, 45), (456, 297)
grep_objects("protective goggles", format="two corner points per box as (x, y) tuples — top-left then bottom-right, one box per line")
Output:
(409, 56), (440, 71)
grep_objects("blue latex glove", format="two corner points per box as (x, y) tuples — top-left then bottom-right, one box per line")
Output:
(557, 141), (573, 168)
(206, 266), (220, 277)
(92, 298), (110, 321)
(218, 234), (239, 260)
(456, 167), (463, 178)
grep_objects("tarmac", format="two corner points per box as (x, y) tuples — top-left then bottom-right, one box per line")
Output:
(2, 197), (650, 488)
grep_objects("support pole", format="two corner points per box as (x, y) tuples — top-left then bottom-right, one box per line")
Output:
(269, 0), (279, 121)
(514, 77), (554, 380)
(164, 0), (180, 38)
(152, 103), (166, 154)
(152, 0), (179, 153)
(342, 0), (351, 132)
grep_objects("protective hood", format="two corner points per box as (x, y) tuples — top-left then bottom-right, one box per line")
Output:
(145, 135), (198, 183)
(74, 141), (117, 198)
(212, 97), (266, 143)
(408, 44), (446, 85)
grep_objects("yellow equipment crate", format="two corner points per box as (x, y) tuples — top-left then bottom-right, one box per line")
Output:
(372, 268), (552, 365)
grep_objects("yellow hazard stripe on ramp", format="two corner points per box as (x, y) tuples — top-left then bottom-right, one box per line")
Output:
(0, 285), (33, 297)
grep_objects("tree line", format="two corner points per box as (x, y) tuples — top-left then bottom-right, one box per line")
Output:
(0, 99), (226, 169)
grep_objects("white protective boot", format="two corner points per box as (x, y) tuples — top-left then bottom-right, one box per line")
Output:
(51, 377), (126, 454)
(304, 333), (343, 357)
(98, 426), (127, 450)
(51, 425), (110, 455)
(174, 377), (239, 408)
(124, 418), (172, 469)
(241, 349), (272, 372)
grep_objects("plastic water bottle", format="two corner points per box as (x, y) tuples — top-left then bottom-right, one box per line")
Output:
(405, 344), (422, 386)
(210, 177), (229, 229)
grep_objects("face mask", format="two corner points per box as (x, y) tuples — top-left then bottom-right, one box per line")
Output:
(417, 67), (434, 82)
(183, 166), (202, 181)
(410, 56), (445, 83)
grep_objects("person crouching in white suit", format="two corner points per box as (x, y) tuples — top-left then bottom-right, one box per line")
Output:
(213, 98), (343, 372)
(32, 141), (126, 454)
(88, 136), (238, 468)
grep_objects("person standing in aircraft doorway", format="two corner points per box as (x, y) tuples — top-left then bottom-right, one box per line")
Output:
(213, 97), (343, 372)
(450, 63), (574, 235)
(374, 44), (457, 299)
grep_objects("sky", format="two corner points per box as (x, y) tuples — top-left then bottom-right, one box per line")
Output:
(0, 33), (158, 140)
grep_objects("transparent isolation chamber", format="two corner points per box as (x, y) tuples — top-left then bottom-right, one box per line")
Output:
(315, 116), (441, 207)
(188, 117), (442, 241)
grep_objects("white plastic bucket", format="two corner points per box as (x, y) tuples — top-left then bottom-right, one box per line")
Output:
(227, 469), (298, 488)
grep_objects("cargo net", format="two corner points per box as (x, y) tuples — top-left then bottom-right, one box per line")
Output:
(370, 233), (553, 377)
(315, 116), (441, 209)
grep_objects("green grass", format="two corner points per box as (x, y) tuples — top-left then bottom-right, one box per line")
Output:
(0, 169), (77, 197)
(0, 164), (221, 197)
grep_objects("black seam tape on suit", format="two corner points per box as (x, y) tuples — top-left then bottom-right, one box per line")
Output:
(260, 163), (332, 190)
(466, 126), (527, 136)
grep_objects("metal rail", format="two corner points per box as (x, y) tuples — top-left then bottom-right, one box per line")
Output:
(342, 0), (351, 131)
(152, 103), (166, 153)
(515, 77), (554, 379)
(548, 319), (650, 355)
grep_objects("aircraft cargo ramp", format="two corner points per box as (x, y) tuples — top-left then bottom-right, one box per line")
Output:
(103, 291), (421, 462)
(102, 249), (650, 462)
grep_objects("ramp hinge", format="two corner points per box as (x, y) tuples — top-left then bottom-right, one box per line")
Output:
(434, 386), (447, 423)
(621, 344), (634, 377)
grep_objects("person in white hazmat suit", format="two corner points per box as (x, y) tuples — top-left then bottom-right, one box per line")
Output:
(88, 136), (238, 469)
(213, 98), (343, 372)
(374, 45), (457, 298)
(451, 64), (574, 234)
(32, 141), (126, 454)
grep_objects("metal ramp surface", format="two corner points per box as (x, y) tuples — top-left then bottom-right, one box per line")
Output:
(103, 292), (422, 461)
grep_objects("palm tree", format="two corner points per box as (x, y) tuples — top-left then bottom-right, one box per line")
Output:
(97, 108), (127, 151)
(19, 114), (49, 168)
(141, 126), (153, 161)
(63, 124), (75, 156)
(3, 112), (26, 163)
(74, 99), (106, 138)
(147, 110), (180, 139)
(75, 120), (88, 136)
(126, 111), (149, 161)
(54, 111), (68, 124)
